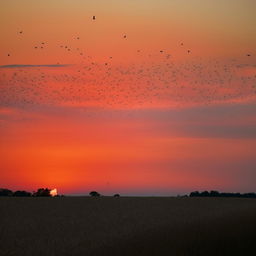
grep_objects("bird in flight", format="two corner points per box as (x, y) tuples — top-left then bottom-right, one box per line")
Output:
(93, 16), (96, 20)
(123, 35), (127, 39)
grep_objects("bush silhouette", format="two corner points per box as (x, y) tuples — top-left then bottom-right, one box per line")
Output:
(13, 190), (31, 197)
(89, 191), (101, 197)
(113, 194), (120, 197)
(210, 190), (220, 197)
(201, 191), (210, 197)
(33, 188), (51, 197)
(0, 188), (13, 196)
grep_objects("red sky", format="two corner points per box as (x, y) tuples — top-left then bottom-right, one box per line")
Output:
(0, 0), (256, 195)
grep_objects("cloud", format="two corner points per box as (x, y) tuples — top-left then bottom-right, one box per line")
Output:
(236, 64), (256, 68)
(118, 103), (256, 139)
(2, 101), (256, 140)
(0, 64), (71, 69)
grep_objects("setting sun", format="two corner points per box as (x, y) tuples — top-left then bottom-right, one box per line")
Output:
(50, 189), (58, 197)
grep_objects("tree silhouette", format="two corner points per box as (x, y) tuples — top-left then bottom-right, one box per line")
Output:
(201, 191), (210, 197)
(33, 188), (51, 197)
(13, 190), (31, 197)
(89, 191), (101, 197)
(0, 188), (13, 196)
(210, 190), (220, 197)
(189, 191), (200, 197)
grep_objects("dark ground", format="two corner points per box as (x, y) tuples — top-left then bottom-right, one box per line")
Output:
(0, 197), (256, 256)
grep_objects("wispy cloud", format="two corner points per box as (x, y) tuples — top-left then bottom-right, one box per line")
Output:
(236, 64), (256, 68)
(0, 64), (71, 69)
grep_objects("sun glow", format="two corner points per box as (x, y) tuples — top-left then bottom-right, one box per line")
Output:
(50, 188), (58, 197)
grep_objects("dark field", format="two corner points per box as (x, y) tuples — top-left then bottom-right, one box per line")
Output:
(0, 197), (256, 256)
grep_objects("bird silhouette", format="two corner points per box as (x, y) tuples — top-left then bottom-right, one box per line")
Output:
(1, 25), (255, 110)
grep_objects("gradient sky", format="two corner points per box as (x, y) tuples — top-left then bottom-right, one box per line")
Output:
(0, 0), (256, 195)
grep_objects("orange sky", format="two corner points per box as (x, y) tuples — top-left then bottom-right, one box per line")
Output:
(0, 0), (256, 195)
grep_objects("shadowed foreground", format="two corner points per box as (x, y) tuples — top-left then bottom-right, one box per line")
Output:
(0, 197), (256, 256)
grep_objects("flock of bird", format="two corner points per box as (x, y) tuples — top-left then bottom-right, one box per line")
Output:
(0, 15), (255, 111)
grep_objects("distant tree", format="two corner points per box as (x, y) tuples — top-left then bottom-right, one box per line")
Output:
(13, 190), (31, 197)
(89, 191), (101, 197)
(113, 194), (120, 197)
(0, 188), (13, 196)
(33, 188), (51, 197)
(201, 191), (210, 197)
(210, 190), (220, 197)
(244, 193), (256, 198)
(233, 193), (242, 198)
(189, 191), (200, 197)
(221, 192), (232, 198)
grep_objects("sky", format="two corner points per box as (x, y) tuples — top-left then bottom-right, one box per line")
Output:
(0, 0), (256, 196)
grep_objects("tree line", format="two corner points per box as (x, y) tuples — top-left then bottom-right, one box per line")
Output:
(0, 188), (120, 197)
(1, 188), (255, 198)
(189, 190), (256, 198)
(0, 188), (53, 197)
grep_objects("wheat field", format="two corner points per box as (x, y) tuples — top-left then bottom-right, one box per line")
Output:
(0, 197), (256, 256)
